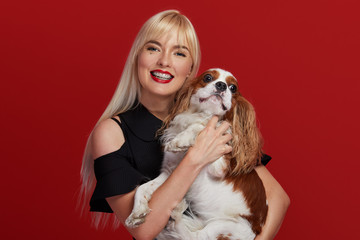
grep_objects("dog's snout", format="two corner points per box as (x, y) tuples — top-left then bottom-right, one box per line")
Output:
(215, 81), (227, 92)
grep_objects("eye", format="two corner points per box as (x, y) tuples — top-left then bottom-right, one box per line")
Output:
(203, 74), (213, 83)
(146, 46), (159, 52)
(175, 52), (186, 57)
(229, 84), (237, 93)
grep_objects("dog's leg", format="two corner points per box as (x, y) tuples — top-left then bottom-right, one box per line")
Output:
(192, 218), (256, 240)
(207, 156), (228, 179)
(158, 202), (204, 240)
(156, 199), (189, 240)
(170, 199), (189, 221)
(125, 172), (169, 228)
(165, 123), (205, 152)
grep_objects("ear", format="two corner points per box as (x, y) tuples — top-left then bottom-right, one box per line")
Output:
(161, 76), (197, 131)
(225, 95), (263, 175)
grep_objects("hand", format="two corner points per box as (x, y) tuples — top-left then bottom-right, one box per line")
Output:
(189, 116), (232, 167)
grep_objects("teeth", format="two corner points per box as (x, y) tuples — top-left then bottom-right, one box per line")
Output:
(152, 71), (173, 80)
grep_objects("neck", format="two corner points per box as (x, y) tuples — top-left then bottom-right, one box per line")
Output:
(139, 95), (174, 121)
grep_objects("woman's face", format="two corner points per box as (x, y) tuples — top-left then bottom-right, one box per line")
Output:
(137, 31), (193, 101)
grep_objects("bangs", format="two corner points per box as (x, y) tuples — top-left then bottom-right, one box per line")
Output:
(146, 14), (189, 48)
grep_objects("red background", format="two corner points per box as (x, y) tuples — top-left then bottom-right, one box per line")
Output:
(1, 0), (359, 239)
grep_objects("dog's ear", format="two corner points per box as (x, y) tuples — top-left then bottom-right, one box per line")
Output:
(171, 80), (195, 117)
(159, 76), (197, 132)
(225, 95), (263, 175)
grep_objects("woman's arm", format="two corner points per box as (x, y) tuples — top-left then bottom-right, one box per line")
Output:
(254, 165), (290, 240)
(92, 116), (232, 240)
(106, 153), (205, 240)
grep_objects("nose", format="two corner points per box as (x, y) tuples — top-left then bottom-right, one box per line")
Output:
(215, 81), (227, 92)
(157, 52), (171, 68)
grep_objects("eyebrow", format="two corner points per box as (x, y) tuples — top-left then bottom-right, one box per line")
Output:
(145, 40), (190, 52)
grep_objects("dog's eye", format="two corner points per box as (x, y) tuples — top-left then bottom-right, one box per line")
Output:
(203, 74), (213, 83)
(229, 84), (237, 93)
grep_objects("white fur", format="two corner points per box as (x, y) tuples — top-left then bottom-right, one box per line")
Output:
(125, 69), (256, 240)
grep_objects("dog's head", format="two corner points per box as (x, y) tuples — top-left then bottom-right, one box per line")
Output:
(164, 68), (263, 174)
(188, 69), (238, 116)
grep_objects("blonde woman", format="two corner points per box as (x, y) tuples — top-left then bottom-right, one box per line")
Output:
(80, 10), (290, 240)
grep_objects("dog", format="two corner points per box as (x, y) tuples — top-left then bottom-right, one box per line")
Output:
(125, 68), (267, 240)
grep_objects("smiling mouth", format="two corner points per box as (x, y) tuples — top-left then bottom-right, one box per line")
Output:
(199, 94), (228, 111)
(150, 71), (174, 83)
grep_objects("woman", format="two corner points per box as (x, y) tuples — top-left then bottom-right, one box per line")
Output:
(80, 10), (290, 240)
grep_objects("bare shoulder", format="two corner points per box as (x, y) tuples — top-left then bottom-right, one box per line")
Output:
(90, 117), (125, 160)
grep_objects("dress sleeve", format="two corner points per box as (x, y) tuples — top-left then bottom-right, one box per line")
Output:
(261, 154), (272, 166)
(90, 149), (148, 213)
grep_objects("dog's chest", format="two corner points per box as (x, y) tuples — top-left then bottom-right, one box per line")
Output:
(171, 112), (211, 131)
(185, 167), (251, 219)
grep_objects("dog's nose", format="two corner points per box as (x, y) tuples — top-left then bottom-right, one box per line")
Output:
(215, 81), (227, 92)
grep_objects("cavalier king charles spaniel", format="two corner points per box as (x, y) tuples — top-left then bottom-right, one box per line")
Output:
(126, 68), (267, 240)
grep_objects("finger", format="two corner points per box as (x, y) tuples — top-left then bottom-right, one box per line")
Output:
(225, 144), (232, 154)
(222, 144), (232, 154)
(207, 116), (219, 128)
(216, 121), (231, 134)
(219, 133), (232, 143)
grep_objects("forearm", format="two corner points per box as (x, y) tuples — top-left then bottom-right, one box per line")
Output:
(255, 165), (290, 240)
(109, 150), (204, 240)
(256, 187), (290, 239)
(143, 151), (203, 237)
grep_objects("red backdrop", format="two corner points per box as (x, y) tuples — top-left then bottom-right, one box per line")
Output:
(1, 0), (359, 239)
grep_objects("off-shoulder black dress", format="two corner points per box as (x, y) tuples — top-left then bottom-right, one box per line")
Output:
(90, 103), (271, 213)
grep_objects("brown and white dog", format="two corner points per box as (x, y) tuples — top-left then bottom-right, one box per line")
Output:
(125, 68), (267, 240)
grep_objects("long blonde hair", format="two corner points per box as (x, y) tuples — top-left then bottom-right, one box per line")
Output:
(79, 10), (201, 228)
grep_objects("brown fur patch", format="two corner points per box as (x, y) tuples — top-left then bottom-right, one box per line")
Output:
(217, 234), (231, 240)
(181, 69), (221, 95)
(224, 92), (263, 174)
(225, 75), (238, 88)
(225, 170), (268, 235)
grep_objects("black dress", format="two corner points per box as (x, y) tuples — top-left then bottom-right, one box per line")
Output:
(90, 103), (271, 213)
(90, 103), (163, 212)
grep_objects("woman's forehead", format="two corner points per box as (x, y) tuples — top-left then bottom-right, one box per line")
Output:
(147, 27), (189, 46)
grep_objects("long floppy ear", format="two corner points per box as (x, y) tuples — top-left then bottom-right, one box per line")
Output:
(225, 95), (263, 175)
(158, 77), (197, 134)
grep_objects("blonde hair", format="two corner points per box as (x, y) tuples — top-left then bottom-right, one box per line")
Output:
(79, 10), (201, 228)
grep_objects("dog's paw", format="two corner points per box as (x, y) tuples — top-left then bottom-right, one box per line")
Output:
(171, 199), (188, 221)
(207, 157), (228, 179)
(167, 146), (188, 152)
(125, 204), (151, 228)
(164, 141), (189, 152)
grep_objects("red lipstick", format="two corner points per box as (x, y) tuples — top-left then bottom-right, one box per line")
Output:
(150, 70), (174, 84)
